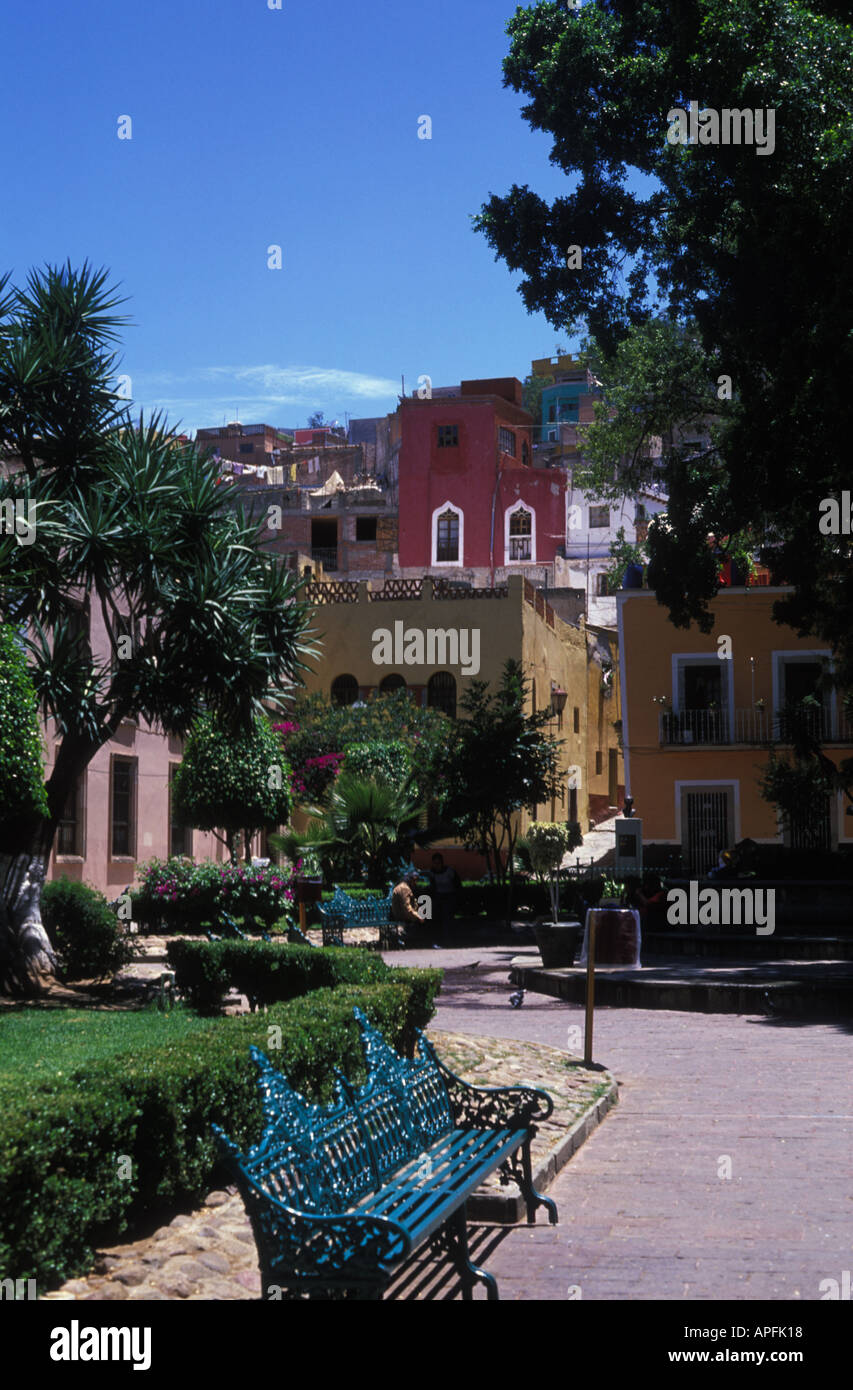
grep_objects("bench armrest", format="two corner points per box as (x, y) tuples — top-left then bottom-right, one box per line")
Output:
(418, 1037), (554, 1130)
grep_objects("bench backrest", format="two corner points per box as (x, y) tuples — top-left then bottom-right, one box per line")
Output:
(219, 1012), (455, 1215)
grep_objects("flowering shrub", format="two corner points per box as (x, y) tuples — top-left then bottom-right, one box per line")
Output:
(273, 721), (344, 804)
(133, 858), (295, 934)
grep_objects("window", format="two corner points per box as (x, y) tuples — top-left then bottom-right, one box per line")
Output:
(548, 406), (556, 423)
(505, 501), (535, 564)
(428, 672), (456, 718)
(499, 426), (516, 457)
(522, 440), (530, 466)
(331, 674), (359, 707)
(595, 750), (603, 776)
(169, 764), (192, 858)
(573, 707), (580, 734)
(239, 442), (254, 454)
(508, 507), (532, 561)
(379, 673), (406, 694)
(437, 424), (459, 448)
(589, 505), (610, 529)
(436, 509), (459, 562)
(355, 516), (377, 542)
(111, 757), (137, 858)
(635, 504), (647, 522)
(56, 770), (85, 856)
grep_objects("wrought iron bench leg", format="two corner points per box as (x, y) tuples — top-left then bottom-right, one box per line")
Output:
(521, 1138), (559, 1226)
(450, 1206), (498, 1301)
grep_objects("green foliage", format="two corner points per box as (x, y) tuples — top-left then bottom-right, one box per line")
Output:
(604, 527), (647, 591)
(278, 773), (424, 888)
(474, 1), (853, 680)
(165, 940), (390, 1013)
(171, 713), (292, 861)
(41, 878), (134, 981)
(0, 1006), (213, 1087)
(446, 661), (561, 899)
(0, 975), (441, 1286)
(525, 822), (572, 875)
(343, 739), (412, 787)
(0, 261), (315, 861)
(0, 623), (49, 835)
(283, 690), (455, 812)
(759, 752), (837, 840)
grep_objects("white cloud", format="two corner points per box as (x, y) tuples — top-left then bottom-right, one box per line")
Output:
(204, 364), (399, 400)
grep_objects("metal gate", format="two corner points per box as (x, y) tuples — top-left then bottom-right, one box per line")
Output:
(684, 789), (731, 876)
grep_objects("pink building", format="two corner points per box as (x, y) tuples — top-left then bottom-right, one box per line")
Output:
(45, 602), (227, 899)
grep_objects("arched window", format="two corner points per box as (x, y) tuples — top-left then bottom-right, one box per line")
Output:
(331, 674), (358, 706)
(431, 501), (463, 566)
(428, 672), (457, 719)
(379, 673), (407, 695)
(505, 501), (535, 563)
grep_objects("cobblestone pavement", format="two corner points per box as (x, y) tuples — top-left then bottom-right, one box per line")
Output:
(404, 946), (853, 1300)
(42, 1027), (612, 1301)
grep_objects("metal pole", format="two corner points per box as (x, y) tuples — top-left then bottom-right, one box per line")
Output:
(584, 910), (596, 1064)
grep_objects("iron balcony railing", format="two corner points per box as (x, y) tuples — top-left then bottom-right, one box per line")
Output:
(659, 707), (853, 746)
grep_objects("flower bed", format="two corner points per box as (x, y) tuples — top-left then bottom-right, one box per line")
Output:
(132, 858), (296, 934)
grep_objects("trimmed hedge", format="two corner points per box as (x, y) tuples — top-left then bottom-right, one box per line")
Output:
(0, 972), (441, 1287)
(42, 878), (135, 981)
(166, 939), (390, 1013)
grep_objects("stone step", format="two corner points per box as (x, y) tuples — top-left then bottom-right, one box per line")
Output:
(509, 953), (853, 1016)
(645, 931), (853, 960)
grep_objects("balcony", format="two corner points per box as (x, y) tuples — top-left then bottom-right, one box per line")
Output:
(659, 706), (853, 746)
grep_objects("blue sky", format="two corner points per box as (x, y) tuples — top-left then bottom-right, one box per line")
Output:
(3, 0), (584, 435)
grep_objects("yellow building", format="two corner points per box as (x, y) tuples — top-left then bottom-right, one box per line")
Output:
(299, 573), (623, 871)
(617, 585), (853, 872)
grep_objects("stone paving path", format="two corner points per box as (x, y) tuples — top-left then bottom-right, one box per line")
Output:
(416, 947), (853, 1300)
(42, 1027), (612, 1301)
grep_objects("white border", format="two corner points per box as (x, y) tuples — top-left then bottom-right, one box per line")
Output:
(674, 778), (741, 848)
(671, 651), (736, 741)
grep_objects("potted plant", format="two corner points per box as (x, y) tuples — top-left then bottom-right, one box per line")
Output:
(526, 822), (583, 967)
(293, 849), (324, 904)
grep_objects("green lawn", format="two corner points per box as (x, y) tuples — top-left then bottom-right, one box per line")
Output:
(0, 1005), (214, 1086)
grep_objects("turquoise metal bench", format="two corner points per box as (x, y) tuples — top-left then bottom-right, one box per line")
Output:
(212, 1007), (557, 1300)
(316, 885), (403, 949)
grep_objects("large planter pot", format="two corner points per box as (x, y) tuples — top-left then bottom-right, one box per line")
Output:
(533, 921), (583, 968)
(294, 876), (323, 905)
(623, 563), (644, 589)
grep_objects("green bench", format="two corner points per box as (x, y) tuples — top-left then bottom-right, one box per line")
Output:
(212, 1007), (557, 1300)
(316, 885), (404, 949)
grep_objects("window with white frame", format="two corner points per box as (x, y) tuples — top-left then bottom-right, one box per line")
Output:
(505, 502), (535, 563)
(432, 502), (463, 566)
(589, 505), (610, 529)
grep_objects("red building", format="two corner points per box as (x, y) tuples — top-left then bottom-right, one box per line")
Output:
(397, 379), (566, 583)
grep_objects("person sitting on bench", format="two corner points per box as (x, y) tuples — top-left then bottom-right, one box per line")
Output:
(391, 871), (431, 946)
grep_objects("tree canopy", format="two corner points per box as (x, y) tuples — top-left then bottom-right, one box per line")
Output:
(475, 0), (853, 673)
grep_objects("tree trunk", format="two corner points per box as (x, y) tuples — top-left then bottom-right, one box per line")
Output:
(0, 852), (57, 995)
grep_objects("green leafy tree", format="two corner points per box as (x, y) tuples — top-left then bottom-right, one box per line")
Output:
(0, 623), (53, 991)
(0, 263), (314, 992)
(445, 660), (561, 923)
(284, 689), (455, 813)
(171, 713), (293, 864)
(475, 0), (853, 673)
